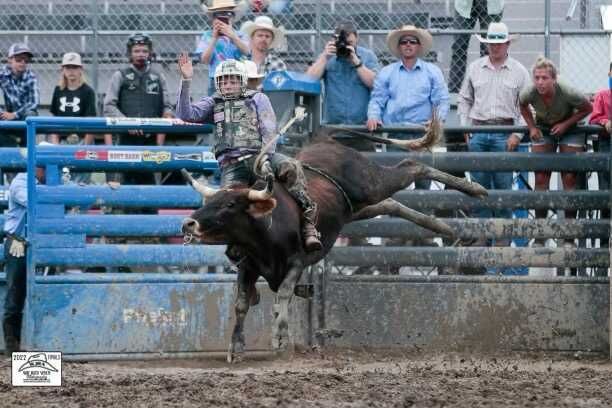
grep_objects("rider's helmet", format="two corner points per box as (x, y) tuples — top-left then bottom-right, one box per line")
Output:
(214, 59), (247, 99)
(126, 33), (153, 55)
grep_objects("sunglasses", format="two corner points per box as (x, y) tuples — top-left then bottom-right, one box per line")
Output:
(213, 11), (235, 19)
(399, 38), (420, 45)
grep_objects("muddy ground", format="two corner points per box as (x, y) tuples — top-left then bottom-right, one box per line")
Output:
(0, 349), (611, 407)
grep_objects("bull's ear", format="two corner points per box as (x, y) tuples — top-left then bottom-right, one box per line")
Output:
(247, 198), (277, 218)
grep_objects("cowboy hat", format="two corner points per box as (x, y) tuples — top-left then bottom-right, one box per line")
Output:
(386, 25), (433, 58)
(476, 22), (520, 44)
(241, 16), (285, 49)
(205, 0), (238, 12)
(243, 60), (264, 79)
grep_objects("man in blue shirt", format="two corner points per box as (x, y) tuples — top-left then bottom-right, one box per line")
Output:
(306, 21), (380, 150)
(367, 25), (449, 190)
(0, 43), (39, 147)
(367, 25), (449, 129)
(2, 156), (46, 355)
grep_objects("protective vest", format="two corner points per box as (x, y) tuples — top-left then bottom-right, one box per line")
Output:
(213, 90), (262, 156)
(118, 66), (164, 118)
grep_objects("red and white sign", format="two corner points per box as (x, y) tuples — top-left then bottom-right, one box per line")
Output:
(75, 150), (108, 161)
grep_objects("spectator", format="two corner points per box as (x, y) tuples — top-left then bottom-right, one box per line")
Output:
(176, 57), (322, 251)
(307, 21), (379, 132)
(2, 143), (48, 355)
(367, 25), (449, 265)
(458, 22), (530, 249)
(0, 43), (39, 147)
(243, 60), (264, 90)
(449, 0), (504, 93)
(367, 24), (449, 166)
(368, 25), (449, 129)
(241, 15), (287, 76)
(196, 0), (250, 95)
(103, 33), (173, 186)
(306, 21), (379, 270)
(588, 62), (611, 264)
(48, 52), (96, 146)
(519, 57), (592, 248)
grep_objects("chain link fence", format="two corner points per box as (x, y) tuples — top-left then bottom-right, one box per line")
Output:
(0, 0), (608, 109)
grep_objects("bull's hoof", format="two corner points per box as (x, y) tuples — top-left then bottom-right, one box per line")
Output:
(227, 343), (245, 364)
(227, 351), (244, 364)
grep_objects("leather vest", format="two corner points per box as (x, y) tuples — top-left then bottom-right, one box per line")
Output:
(118, 66), (164, 118)
(213, 91), (262, 156)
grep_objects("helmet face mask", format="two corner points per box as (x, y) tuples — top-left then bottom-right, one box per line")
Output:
(214, 60), (247, 99)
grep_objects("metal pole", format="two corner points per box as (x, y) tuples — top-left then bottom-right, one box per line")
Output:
(90, 0), (99, 99)
(544, 0), (551, 58)
(314, 0), (322, 62)
(23, 120), (37, 350)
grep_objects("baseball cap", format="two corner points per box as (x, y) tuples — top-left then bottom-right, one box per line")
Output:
(61, 52), (83, 67)
(8, 43), (33, 59)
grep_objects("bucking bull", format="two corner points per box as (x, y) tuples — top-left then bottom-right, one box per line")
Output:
(181, 120), (487, 363)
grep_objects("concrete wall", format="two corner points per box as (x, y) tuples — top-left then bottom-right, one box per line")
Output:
(321, 274), (609, 353)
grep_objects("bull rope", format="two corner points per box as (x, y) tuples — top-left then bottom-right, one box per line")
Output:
(302, 164), (354, 215)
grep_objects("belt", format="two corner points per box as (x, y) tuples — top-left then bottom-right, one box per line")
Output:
(220, 154), (254, 168)
(472, 119), (514, 125)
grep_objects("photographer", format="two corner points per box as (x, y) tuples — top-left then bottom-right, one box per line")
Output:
(306, 22), (379, 130)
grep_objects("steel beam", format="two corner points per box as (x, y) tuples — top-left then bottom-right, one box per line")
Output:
(393, 190), (608, 210)
(342, 218), (609, 239)
(35, 244), (229, 267)
(363, 152), (609, 172)
(328, 247), (609, 268)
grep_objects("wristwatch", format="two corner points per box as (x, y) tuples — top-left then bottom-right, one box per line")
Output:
(354, 61), (363, 69)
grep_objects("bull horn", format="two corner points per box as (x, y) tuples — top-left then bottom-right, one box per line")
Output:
(247, 175), (274, 201)
(386, 109), (442, 151)
(180, 168), (218, 199)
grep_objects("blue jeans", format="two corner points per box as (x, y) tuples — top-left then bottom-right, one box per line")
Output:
(468, 133), (513, 219)
(597, 137), (610, 191)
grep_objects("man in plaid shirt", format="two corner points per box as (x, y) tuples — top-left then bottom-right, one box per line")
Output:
(0, 43), (39, 147)
(241, 15), (287, 76)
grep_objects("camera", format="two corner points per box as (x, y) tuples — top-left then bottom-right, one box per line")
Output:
(334, 29), (351, 58)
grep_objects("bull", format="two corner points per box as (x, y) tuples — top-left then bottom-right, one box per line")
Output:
(181, 125), (487, 363)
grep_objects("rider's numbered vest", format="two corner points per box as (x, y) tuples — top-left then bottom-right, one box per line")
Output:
(118, 66), (164, 118)
(213, 91), (262, 156)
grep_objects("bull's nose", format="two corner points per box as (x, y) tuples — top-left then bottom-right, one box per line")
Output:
(182, 217), (199, 234)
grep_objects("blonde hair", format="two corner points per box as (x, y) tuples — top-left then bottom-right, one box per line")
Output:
(58, 66), (87, 90)
(532, 56), (557, 79)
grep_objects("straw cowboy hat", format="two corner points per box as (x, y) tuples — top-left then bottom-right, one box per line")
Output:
(386, 25), (433, 58)
(476, 22), (520, 44)
(241, 16), (285, 49)
(201, 0), (250, 20)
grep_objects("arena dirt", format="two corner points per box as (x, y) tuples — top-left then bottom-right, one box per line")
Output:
(1, 349), (611, 407)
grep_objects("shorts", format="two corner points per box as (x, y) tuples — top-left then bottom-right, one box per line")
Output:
(531, 128), (585, 148)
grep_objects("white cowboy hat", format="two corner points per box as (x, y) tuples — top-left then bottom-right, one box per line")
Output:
(241, 16), (285, 50)
(243, 60), (264, 79)
(476, 22), (520, 44)
(386, 25), (433, 58)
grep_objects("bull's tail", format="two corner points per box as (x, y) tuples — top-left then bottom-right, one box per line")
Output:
(384, 109), (442, 152)
(324, 109), (443, 152)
